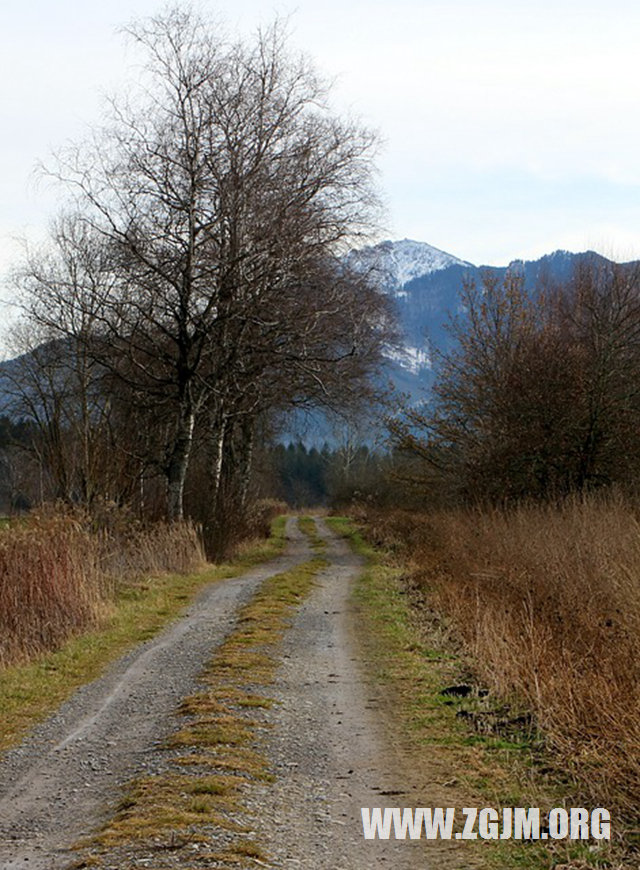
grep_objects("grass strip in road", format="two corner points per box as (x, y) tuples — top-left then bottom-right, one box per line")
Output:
(0, 518), (288, 756)
(75, 520), (326, 869)
(327, 516), (619, 870)
(297, 515), (326, 552)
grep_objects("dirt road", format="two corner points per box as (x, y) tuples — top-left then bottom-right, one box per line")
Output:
(0, 519), (309, 869)
(254, 518), (429, 868)
(0, 518), (465, 869)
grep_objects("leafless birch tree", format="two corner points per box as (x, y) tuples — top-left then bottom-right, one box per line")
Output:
(22, 7), (388, 527)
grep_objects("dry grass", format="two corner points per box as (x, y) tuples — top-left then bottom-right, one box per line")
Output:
(0, 517), (288, 756)
(360, 494), (640, 819)
(0, 505), (204, 668)
(0, 512), (106, 666)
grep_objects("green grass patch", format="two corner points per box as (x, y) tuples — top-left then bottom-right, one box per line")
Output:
(0, 516), (289, 755)
(298, 514), (327, 553)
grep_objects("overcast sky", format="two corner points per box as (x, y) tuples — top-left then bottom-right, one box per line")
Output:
(2, 0), (640, 287)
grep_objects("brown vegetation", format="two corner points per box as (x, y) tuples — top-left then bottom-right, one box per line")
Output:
(360, 494), (640, 818)
(390, 258), (640, 503)
(0, 506), (204, 668)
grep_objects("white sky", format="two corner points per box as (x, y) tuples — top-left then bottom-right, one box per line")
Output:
(2, 0), (640, 290)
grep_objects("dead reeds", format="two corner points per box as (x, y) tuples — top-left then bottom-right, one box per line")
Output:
(361, 494), (640, 817)
(0, 506), (204, 668)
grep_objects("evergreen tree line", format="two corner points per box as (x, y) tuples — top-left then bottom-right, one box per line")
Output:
(265, 441), (392, 508)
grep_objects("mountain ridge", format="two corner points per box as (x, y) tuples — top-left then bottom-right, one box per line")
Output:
(346, 238), (473, 295)
(366, 241), (635, 403)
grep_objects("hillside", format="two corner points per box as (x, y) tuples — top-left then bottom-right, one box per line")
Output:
(362, 241), (628, 403)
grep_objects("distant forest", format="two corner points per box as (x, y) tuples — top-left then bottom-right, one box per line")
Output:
(267, 442), (387, 508)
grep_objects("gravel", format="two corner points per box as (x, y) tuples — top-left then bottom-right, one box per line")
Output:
(251, 518), (430, 869)
(0, 517), (309, 870)
(0, 517), (476, 870)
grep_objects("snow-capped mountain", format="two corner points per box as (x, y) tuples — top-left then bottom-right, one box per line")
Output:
(346, 238), (472, 295)
(348, 239), (476, 388)
(384, 344), (432, 375)
(355, 242), (622, 403)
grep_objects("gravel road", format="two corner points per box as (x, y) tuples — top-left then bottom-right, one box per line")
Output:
(0, 518), (310, 869)
(0, 517), (474, 870)
(253, 519), (440, 869)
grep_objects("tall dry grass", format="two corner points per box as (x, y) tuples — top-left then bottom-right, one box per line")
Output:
(362, 495), (640, 816)
(0, 513), (105, 667)
(0, 506), (204, 668)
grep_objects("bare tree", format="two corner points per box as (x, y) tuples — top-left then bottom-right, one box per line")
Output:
(194, 256), (393, 555)
(7, 216), (121, 504)
(389, 259), (640, 503)
(562, 257), (640, 488)
(43, 7), (384, 522)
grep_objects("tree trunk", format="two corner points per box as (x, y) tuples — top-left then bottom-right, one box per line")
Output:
(237, 417), (255, 509)
(203, 415), (257, 561)
(202, 415), (230, 561)
(209, 416), (228, 509)
(166, 401), (195, 522)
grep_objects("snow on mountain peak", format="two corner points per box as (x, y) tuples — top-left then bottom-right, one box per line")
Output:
(384, 343), (432, 374)
(346, 238), (472, 293)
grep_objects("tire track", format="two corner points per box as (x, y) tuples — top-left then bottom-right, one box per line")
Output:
(255, 518), (476, 868)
